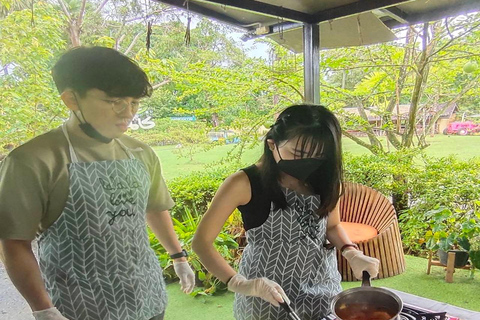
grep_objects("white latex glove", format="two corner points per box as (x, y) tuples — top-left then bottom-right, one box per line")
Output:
(343, 249), (380, 280)
(227, 274), (287, 307)
(32, 307), (69, 320)
(173, 261), (195, 294)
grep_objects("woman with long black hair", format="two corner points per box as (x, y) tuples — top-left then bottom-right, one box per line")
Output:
(193, 104), (379, 320)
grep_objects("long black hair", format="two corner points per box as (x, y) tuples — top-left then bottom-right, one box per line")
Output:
(259, 104), (343, 218)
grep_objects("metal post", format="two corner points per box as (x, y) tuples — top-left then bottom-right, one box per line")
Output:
(303, 23), (320, 104)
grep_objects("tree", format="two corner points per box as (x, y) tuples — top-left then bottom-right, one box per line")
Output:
(322, 15), (480, 155)
(0, 2), (66, 146)
(0, 1), (275, 149)
(320, 14), (480, 212)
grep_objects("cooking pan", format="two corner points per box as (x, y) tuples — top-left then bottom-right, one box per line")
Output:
(330, 271), (403, 320)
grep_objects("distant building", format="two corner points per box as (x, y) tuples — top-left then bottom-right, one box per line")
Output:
(342, 103), (458, 135)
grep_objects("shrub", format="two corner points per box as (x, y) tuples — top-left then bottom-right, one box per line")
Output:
(343, 150), (417, 201)
(167, 164), (238, 218)
(400, 156), (480, 254)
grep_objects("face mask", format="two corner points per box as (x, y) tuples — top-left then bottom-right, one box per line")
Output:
(276, 146), (324, 181)
(73, 94), (112, 144)
(78, 122), (112, 144)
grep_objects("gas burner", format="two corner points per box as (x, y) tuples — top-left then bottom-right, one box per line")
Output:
(402, 305), (447, 320)
(399, 313), (417, 320)
(324, 305), (450, 320)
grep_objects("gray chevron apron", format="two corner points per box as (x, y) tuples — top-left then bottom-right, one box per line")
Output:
(234, 188), (342, 320)
(37, 124), (167, 320)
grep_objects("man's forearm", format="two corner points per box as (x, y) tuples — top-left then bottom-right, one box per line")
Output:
(1, 239), (54, 311)
(146, 210), (186, 261)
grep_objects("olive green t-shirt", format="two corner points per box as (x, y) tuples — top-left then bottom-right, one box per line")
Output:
(0, 125), (174, 240)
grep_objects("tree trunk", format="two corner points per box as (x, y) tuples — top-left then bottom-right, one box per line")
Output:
(69, 22), (81, 46)
(383, 27), (414, 150)
(392, 174), (409, 215)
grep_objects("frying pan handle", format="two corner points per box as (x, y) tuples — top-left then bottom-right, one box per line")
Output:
(362, 270), (371, 287)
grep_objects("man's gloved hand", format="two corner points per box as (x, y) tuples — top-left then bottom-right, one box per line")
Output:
(32, 307), (69, 320)
(227, 274), (287, 307)
(343, 249), (380, 279)
(173, 261), (195, 294)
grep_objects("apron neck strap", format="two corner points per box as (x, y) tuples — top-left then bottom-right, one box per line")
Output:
(115, 138), (135, 160)
(61, 123), (79, 163)
(61, 123), (135, 161)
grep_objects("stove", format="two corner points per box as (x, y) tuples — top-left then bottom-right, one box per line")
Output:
(400, 304), (458, 320)
(321, 303), (458, 320)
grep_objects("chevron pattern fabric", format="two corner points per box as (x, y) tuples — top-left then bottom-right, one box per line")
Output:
(234, 188), (341, 320)
(38, 158), (167, 320)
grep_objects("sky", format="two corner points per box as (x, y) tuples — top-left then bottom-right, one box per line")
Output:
(180, 14), (271, 60)
(231, 31), (271, 59)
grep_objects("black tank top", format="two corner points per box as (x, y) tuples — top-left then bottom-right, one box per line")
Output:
(238, 165), (272, 231)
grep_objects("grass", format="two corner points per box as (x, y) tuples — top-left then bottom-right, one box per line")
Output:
(163, 255), (480, 320)
(154, 144), (262, 181)
(155, 134), (480, 180)
(341, 134), (480, 159)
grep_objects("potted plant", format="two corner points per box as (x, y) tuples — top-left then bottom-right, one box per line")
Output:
(424, 206), (478, 267)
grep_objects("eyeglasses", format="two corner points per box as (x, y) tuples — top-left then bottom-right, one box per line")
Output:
(97, 97), (141, 114)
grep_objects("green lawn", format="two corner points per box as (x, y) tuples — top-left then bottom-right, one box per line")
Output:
(155, 134), (480, 180)
(341, 134), (480, 159)
(163, 255), (480, 320)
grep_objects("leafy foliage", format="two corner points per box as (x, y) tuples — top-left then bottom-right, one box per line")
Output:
(149, 204), (240, 295)
(167, 164), (237, 218)
(0, 2), (67, 146)
(399, 156), (480, 254)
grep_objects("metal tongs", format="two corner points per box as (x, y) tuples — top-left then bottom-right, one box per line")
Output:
(280, 300), (302, 320)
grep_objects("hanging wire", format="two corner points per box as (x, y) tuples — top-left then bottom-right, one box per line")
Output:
(144, 0), (152, 53)
(356, 15), (364, 45)
(30, 0), (35, 27)
(146, 21), (153, 53)
(278, 16), (285, 43)
(328, 20), (334, 31)
(184, 0), (191, 46)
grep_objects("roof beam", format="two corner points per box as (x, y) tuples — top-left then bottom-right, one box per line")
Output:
(195, 0), (315, 23)
(240, 21), (302, 41)
(379, 7), (409, 24)
(385, 0), (480, 28)
(312, 0), (413, 23)
(153, 0), (245, 27)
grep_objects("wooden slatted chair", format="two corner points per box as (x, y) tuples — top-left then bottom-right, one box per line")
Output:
(337, 182), (406, 281)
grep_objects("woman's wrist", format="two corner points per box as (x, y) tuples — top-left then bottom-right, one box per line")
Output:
(340, 243), (359, 253)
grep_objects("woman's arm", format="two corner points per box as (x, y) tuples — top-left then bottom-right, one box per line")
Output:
(325, 204), (380, 279)
(192, 171), (251, 283)
(325, 204), (354, 250)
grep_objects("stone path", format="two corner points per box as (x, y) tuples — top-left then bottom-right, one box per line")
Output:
(0, 242), (36, 320)
(0, 260), (34, 320)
